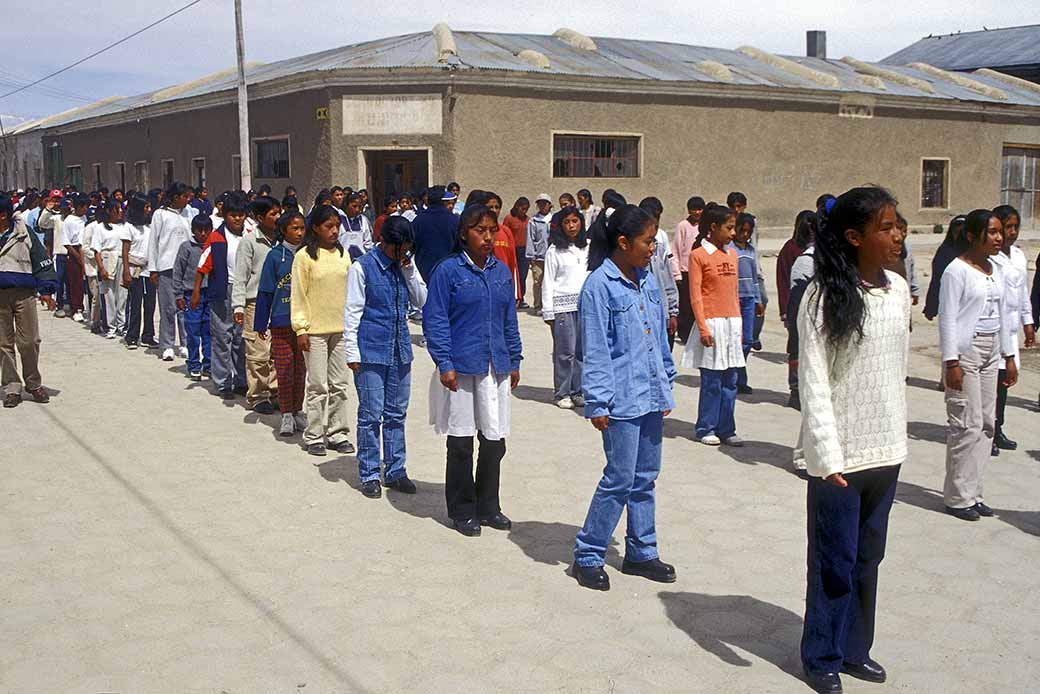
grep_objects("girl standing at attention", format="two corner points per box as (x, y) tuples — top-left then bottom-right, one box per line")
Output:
(542, 205), (589, 409)
(939, 209), (1016, 521)
(682, 204), (744, 447)
(91, 199), (129, 340)
(345, 216), (428, 498)
(572, 205), (676, 591)
(423, 205), (523, 537)
(292, 206), (355, 457)
(255, 211), (308, 438)
(796, 186), (910, 694)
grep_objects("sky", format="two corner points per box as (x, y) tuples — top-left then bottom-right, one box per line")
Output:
(1, 0), (1037, 124)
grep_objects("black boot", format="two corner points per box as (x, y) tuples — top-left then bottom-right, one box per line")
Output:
(475, 433), (505, 522)
(994, 430), (1017, 451)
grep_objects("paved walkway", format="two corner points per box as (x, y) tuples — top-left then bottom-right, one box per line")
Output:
(3, 256), (1039, 693)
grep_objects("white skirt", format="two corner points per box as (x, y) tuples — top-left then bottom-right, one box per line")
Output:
(428, 365), (511, 441)
(680, 316), (746, 371)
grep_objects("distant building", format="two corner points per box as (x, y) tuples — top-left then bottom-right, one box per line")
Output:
(884, 24), (1040, 85)
(5, 25), (1040, 229)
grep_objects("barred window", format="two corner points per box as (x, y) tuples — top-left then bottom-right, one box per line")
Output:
(255, 138), (290, 178)
(920, 159), (949, 209)
(553, 134), (640, 178)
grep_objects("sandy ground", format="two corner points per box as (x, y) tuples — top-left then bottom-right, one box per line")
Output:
(3, 251), (1038, 694)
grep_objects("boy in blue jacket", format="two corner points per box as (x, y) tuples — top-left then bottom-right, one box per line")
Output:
(254, 211), (307, 436)
(174, 215), (212, 380)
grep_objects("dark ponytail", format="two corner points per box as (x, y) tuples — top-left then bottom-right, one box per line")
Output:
(587, 204), (654, 272)
(811, 186), (898, 345)
(694, 203), (735, 249)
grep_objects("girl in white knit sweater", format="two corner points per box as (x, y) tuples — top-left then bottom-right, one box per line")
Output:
(542, 206), (589, 409)
(796, 187), (910, 694)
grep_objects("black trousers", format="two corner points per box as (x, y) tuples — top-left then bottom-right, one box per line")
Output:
(142, 276), (157, 342)
(445, 434), (504, 520)
(126, 278), (145, 344)
(996, 369), (1008, 434)
(677, 271), (694, 344)
(801, 464), (900, 674)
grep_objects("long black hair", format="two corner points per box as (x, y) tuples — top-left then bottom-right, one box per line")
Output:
(811, 186), (898, 345)
(163, 181), (191, 209)
(453, 204), (497, 253)
(303, 205), (344, 260)
(126, 193), (150, 226)
(587, 204), (654, 272)
(549, 205), (588, 250)
(958, 209), (998, 254)
(992, 204), (1019, 230)
(380, 215), (414, 247)
(693, 203), (735, 249)
(275, 210), (305, 244)
(509, 196), (530, 218)
(793, 209), (815, 248)
(98, 198), (123, 230)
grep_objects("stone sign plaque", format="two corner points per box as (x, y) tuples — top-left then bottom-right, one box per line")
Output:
(342, 95), (442, 135)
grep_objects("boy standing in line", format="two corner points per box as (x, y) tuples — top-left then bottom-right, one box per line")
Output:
(175, 216), (212, 381)
(526, 194), (552, 311)
(233, 197), (280, 413)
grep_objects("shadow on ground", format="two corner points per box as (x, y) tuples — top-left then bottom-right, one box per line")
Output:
(512, 384), (557, 405)
(659, 591), (803, 679)
(751, 350), (789, 366)
(716, 441), (804, 477)
(507, 520), (621, 568)
(908, 421), (947, 445)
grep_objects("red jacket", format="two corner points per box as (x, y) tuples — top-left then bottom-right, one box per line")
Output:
(494, 224), (521, 301)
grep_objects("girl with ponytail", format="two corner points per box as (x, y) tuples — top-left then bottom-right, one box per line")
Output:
(796, 186), (910, 692)
(572, 204), (677, 591)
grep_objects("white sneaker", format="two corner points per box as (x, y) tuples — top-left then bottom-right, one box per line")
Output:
(721, 435), (744, 447)
(279, 413), (295, 437)
(699, 434), (721, 446)
(54, 309), (66, 318)
(571, 394), (585, 408)
(178, 346), (189, 358)
(293, 411), (308, 431)
(72, 312), (85, 323)
(105, 329), (118, 340)
(161, 348), (175, 362)
(556, 396), (574, 409)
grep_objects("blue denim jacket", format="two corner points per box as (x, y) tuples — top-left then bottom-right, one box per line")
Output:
(422, 252), (523, 376)
(357, 247), (414, 366)
(579, 258), (676, 420)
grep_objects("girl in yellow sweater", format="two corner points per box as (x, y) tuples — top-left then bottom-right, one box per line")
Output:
(291, 205), (353, 457)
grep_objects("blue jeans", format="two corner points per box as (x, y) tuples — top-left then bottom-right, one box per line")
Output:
(574, 412), (663, 567)
(802, 465), (900, 674)
(737, 295), (756, 388)
(696, 368), (737, 439)
(183, 292), (211, 373)
(355, 362), (411, 483)
(209, 292), (245, 392)
(54, 255), (68, 309)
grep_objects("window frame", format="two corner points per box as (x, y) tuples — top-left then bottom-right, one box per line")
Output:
(550, 130), (643, 179)
(161, 158), (175, 188)
(919, 157), (951, 211)
(115, 162), (126, 191)
(191, 157), (207, 189)
(253, 135), (291, 180)
(134, 160), (149, 191)
(231, 154), (242, 190)
(91, 162), (103, 190)
(66, 165), (83, 190)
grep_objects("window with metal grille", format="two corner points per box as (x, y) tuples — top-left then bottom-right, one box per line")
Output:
(553, 134), (640, 178)
(255, 138), (290, 178)
(134, 161), (149, 191)
(920, 159), (949, 209)
(1001, 146), (1039, 230)
(66, 165), (82, 190)
(162, 159), (175, 188)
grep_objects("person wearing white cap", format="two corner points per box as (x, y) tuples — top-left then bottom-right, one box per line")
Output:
(526, 194), (552, 310)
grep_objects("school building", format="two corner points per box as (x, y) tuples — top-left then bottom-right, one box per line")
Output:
(5, 24), (1040, 229)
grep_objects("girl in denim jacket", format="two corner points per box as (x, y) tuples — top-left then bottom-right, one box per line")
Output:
(572, 205), (677, 591)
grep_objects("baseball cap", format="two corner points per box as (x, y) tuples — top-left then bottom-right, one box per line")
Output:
(48, 189), (63, 199)
(441, 189), (458, 202)
(535, 194), (552, 203)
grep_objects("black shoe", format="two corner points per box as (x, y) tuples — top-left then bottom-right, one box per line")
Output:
(479, 512), (512, 530)
(307, 443), (327, 457)
(737, 385), (754, 395)
(518, 301), (530, 309)
(991, 443), (1000, 457)
(841, 658), (886, 683)
(803, 668), (842, 693)
(994, 431), (1018, 451)
(253, 400), (275, 415)
(452, 518), (481, 536)
(360, 480), (382, 498)
(572, 563), (610, 591)
(233, 385), (248, 396)
(787, 392), (801, 411)
(975, 501), (995, 517)
(3, 393), (21, 408)
(945, 505), (980, 521)
(621, 557), (676, 583)
(140, 337), (159, 347)
(752, 340), (763, 351)
(220, 390), (236, 400)
(333, 440), (355, 455)
(386, 476), (417, 494)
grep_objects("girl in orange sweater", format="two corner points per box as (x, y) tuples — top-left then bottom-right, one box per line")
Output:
(681, 204), (744, 446)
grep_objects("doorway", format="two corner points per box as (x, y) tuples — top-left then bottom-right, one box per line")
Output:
(363, 149), (430, 211)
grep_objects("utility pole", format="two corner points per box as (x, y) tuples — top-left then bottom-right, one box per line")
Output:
(234, 0), (251, 191)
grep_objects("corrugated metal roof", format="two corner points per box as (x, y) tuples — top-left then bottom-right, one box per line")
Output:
(23, 27), (1040, 134)
(882, 24), (1040, 71)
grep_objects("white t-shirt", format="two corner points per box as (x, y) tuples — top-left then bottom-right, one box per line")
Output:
(975, 274), (1001, 334)
(60, 214), (85, 247)
(226, 230), (243, 283)
(119, 223), (151, 259)
(91, 222), (125, 253)
(82, 222), (100, 277)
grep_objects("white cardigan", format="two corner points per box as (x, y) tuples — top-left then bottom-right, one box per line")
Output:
(938, 257), (1015, 363)
(541, 244), (589, 320)
(795, 272), (911, 478)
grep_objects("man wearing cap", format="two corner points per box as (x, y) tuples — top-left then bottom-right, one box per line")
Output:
(526, 194), (552, 311)
(0, 195), (57, 408)
(411, 184), (460, 283)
